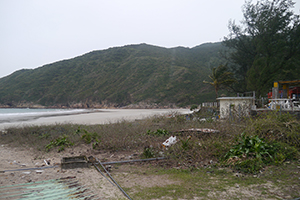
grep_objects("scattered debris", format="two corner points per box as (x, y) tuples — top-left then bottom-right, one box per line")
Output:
(162, 136), (177, 147)
(94, 157), (132, 200)
(106, 165), (112, 172)
(61, 156), (89, 169)
(35, 170), (43, 174)
(177, 128), (219, 133)
(101, 157), (166, 165)
(226, 156), (241, 165)
(44, 159), (50, 166)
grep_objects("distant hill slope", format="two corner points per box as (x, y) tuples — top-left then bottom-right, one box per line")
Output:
(0, 42), (226, 108)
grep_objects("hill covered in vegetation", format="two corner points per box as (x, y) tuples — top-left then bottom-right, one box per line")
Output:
(0, 42), (226, 108)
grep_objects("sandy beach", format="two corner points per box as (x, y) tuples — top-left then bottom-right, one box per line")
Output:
(0, 108), (190, 199)
(0, 108), (191, 130)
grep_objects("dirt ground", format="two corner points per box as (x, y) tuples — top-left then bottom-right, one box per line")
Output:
(0, 144), (177, 199)
(0, 144), (121, 199)
(1, 144), (299, 200)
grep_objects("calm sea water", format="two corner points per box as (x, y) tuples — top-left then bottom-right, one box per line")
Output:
(0, 108), (63, 114)
(0, 108), (93, 124)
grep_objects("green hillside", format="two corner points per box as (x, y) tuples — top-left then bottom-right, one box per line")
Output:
(0, 42), (226, 108)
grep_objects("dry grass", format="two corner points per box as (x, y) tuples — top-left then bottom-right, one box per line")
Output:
(1, 110), (299, 170)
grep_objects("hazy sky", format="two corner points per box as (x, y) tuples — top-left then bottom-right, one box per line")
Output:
(1, 0), (299, 78)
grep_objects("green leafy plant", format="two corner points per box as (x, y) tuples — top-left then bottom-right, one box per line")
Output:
(247, 112), (300, 148)
(223, 133), (276, 173)
(147, 129), (169, 136)
(92, 139), (100, 149)
(81, 131), (98, 144)
(225, 133), (273, 161)
(143, 146), (155, 158)
(45, 136), (74, 152)
(181, 136), (191, 150)
(76, 127), (100, 145)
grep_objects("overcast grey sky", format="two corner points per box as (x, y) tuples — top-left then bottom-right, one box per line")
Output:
(1, 0), (299, 78)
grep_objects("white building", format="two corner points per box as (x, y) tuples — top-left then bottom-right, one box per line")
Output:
(217, 97), (255, 119)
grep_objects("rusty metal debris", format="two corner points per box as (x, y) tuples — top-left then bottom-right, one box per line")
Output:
(0, 176), (96, 199)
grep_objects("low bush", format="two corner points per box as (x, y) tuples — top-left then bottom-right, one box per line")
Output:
(1, 110), (299, 174)
(223, 132), (299, 173)
(143, 146), (156, 158)
(147, 129), (169, 136)
(45, 135), (74, 152)
(75, 127), (100, 149)
(224, 133), (273, 161)
(245, 111), (300, 147)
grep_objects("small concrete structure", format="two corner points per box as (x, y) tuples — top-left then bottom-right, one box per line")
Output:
(217, 97), (255, 119)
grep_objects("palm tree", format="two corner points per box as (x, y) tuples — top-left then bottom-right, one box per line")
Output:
(203, 65), (236, 99)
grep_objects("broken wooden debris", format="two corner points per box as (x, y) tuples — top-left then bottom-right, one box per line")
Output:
(61, 155), (89, 169)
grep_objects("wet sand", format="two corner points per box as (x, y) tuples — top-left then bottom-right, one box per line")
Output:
(0, 109), (191, 130)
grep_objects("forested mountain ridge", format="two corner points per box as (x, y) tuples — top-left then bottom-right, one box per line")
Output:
(0, 42), (225, 108)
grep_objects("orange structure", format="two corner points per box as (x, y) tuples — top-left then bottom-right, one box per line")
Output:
(268, 80), (300, 100)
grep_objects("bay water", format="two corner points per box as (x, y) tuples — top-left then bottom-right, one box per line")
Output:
(0, 108), (94, 124)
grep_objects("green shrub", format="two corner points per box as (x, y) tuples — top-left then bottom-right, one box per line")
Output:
(272, 142), (298, 165)
(224, 133), (273, 161)
(246, 111), (300, 147)
(143, 146), (155, 158)
(223, 132), (299, 173)
(76, 127), (100, 146)
(147, 129), (169, 136)
(234, 158), (265, 173)
(45, 136), (74, 152)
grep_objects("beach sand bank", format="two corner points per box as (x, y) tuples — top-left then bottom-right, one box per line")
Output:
(0, 109), (191, 130)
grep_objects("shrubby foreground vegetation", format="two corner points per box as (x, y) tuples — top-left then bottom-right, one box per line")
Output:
(1, 110), (300, 199)
(2, 110), (299, 173)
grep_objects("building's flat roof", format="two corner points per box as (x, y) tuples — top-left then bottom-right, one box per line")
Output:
(217, 97), (255, 100)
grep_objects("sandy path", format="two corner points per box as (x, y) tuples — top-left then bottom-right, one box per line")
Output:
(0, 144), (126, 199)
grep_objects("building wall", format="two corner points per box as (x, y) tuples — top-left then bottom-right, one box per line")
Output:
(217, 97), (255, 119)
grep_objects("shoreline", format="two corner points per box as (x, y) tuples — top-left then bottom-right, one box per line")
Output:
(0, 108), (191, 130)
